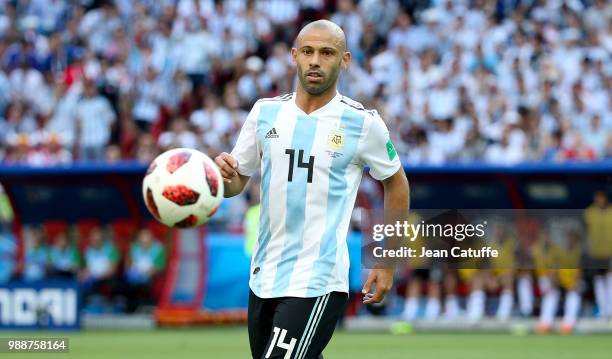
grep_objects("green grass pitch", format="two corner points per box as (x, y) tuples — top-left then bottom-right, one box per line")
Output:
(3, 327), (611, 359)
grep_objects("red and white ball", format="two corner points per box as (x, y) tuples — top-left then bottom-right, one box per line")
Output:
(142, 148), (224, 228)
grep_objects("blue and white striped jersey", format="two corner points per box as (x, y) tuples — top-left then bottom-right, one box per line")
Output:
(231, 92), (401, 298)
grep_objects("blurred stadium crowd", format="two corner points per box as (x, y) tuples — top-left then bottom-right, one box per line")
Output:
(0, 0), (610, 165)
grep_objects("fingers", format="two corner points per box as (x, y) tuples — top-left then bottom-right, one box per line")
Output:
(223, 152), (239, 169)
(214, 152), (239, 182)
(362, 285), (389, 304)
(362, 271), (392, 304)
(362, 274), (374, 295)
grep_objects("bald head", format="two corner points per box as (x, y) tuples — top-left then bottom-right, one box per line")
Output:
(292, 20), (351, 97)
(296, 20), (347, 52)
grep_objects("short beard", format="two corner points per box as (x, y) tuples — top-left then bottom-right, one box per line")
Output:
(300, 78), (331, 95)
(298, 66), (340, 96)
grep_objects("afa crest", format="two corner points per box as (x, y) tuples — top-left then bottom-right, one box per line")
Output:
(327, 129), (345, 150)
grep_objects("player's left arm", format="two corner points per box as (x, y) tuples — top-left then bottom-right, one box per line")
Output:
(362, 169), (410, 304)
(358, 111), (410, 304)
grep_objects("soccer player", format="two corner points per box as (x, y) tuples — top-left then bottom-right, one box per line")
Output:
(215, 20), (409, 359)
(535, 229), (582, 334)
(490, 224), (517, 321)
(584, 191), (612, 320)
(400, 212), (444, 322)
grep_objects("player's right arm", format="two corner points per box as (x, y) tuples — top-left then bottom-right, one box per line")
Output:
(215, 101), (261, 198)
(215, 152), (250, 197)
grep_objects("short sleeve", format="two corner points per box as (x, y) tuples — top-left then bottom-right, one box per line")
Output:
(230, 103), (261, 176)
(359, 112), (402, 181)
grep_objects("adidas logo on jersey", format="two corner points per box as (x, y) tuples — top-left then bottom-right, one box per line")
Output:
(265, 128), (279, 138)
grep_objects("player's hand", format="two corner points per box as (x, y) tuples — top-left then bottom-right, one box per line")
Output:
(214, 152), (239, 183)
(362, 268), (394, 304)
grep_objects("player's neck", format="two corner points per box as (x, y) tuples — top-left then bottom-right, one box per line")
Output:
(295, 86), (338, 115)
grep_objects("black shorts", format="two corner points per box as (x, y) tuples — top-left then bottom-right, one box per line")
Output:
(248, 290), (348, 359)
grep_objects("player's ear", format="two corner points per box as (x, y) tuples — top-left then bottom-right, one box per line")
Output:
(291, 48), (298, 64)
(341, 51), (351, 70)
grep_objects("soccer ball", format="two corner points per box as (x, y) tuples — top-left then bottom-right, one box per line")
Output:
(142, 148), (224, 228)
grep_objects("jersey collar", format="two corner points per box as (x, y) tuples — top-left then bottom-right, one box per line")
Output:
(292, 91), (342, 117)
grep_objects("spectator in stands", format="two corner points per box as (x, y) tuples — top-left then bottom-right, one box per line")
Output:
(45, 79), (79, 150)
(124, 228), (166, 312)
(484, 126), (526, 165)
(3, 101), (37, 140)
(583, 114), (608, 157)
(3, 133), (31, 164)
(7, 54), (46, 109)
(105, 144), (122, 163)
(80, 226), (120, 303)
(405, 128), (444, 165)
(0, 68), (9, 115)
(237, 56), (272, 105)
(21, 227), (49, 282)
(28, 133), (73, 166)
(49, 230), (80, 279)
(132, 66), (164, 132)
(135, 133), (160, 163)
(331, 0), (362, 53)
(157, 117), (199, 151)
(74, 79), (116, 161)
(190, 94), (232, 149)
(178, 17), (218, 89)
(541, 131), (563, 162)
(459, 127), (487, 162)
(561, 132), (597, 161)
(604, 135), (612, 160)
